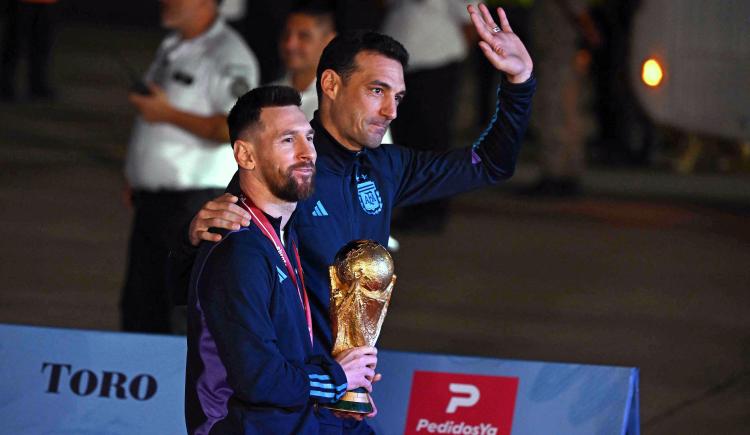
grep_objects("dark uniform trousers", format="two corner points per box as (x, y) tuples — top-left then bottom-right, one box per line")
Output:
(0, 0), (58, 97)
(121, 188), (223, 333)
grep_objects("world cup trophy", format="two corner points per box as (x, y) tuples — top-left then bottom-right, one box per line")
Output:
(323, 240), (396, 414)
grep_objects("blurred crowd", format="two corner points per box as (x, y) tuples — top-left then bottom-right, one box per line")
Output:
(0, 0), (671, 192)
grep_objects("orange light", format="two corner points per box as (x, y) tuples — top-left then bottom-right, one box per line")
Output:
(642, 58), (664, 87)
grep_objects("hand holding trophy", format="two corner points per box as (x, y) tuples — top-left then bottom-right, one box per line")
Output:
(324, 240), (396, 414)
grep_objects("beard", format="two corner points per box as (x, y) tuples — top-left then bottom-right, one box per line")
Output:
(265, 162), (316, 202)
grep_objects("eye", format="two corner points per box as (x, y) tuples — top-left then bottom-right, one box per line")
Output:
(306, 134), (315, 142)
(395, 94), (404, 104)
(282, 136), (294, 144)
(371, 87), (383, 95)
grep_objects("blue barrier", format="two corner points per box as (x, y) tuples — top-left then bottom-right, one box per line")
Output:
(0, 324), (638, 434)
(370, 351), (639, 435)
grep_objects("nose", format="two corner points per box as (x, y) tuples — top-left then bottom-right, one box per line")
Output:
(282, 32), (299, 51)
(380, 96), (397, 121)
(297, 136), (317, 163)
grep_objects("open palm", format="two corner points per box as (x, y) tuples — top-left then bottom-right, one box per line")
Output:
(468, 3), (533, 83)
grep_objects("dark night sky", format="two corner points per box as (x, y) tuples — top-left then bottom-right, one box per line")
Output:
(57, 0), (161, 26)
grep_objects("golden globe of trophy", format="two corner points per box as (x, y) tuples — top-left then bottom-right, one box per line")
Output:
(323, 240), (396, 414)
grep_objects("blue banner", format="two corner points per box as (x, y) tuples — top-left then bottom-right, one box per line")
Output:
(0, 324), (638, 434)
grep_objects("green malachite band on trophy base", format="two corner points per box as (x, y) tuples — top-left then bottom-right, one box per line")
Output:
(322, 387), (372, 414)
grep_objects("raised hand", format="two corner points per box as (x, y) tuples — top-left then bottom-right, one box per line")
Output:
(467, 3), (533, 83)
(189, 193), (250, 245)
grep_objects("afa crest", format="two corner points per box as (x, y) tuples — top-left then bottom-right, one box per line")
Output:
(357, 180), (383, 215)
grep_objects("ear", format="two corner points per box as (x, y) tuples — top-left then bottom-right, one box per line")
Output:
(320, 69), (341, 101)
(233, 139), (256, 170)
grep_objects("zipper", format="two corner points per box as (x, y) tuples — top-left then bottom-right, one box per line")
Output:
(348, 151), (365, 237)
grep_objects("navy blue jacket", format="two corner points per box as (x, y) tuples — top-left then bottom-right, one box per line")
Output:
(186, 212), (348, 434)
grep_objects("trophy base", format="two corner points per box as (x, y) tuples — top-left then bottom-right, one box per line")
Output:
(321, 387), (372, 414)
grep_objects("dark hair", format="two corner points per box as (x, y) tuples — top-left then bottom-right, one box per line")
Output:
(227, 85), (302, 145)
(289, 3), (336, 31)
(315, 30), (409, 99)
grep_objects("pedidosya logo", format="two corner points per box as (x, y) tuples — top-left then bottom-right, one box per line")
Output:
(404, 371), (519, 435)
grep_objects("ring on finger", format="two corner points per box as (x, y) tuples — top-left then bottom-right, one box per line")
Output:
(491, 26), (501, 33)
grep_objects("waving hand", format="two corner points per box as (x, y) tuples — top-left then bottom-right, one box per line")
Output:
(468, 3), (533, 83)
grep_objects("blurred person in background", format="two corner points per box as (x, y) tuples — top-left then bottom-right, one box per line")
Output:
(121, 0), (259, 333)
(223, 0), (296, 83)
(275, 4), (337, 119)
(524, 0), (600, 196)
(382, 0), (475, 233)
(332, 0), (388, 34)
(588, 0), (654, 167)
(0, 0), (59, 101)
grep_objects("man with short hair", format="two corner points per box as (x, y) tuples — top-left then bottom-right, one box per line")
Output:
(182, 4), (534, 432)
(186, 85), (377, 434)
(122, 0), (259, 333)
(276, 5), (336, 119)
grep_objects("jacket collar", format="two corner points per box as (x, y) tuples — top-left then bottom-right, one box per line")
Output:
(263, 209), (298, 240)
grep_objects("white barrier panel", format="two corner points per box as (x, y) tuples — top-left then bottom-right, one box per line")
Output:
(0, 324), (638, 434)
(0, 324), (185, 434)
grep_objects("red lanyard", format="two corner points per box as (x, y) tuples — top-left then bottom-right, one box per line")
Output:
(238, 194), (313, 346)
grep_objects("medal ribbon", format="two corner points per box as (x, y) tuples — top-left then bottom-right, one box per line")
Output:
(238, 194), (313, 346)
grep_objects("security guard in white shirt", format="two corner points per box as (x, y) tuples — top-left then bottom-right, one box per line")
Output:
(122, 0), (259, 333)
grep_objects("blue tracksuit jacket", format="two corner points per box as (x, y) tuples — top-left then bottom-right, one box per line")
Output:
(186, 212), (348, 434)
